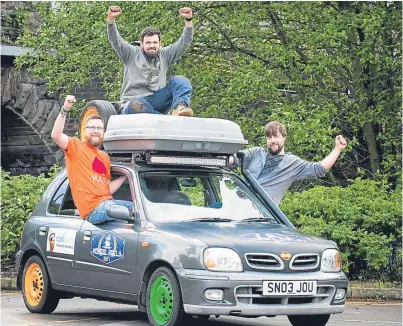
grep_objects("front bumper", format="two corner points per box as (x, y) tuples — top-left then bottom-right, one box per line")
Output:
(176, 268), (348, 316)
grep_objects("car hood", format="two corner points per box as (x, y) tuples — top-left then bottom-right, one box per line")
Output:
(154, 221), (336, 254)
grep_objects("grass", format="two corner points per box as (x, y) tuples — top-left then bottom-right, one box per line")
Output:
(349, 280), (402, 289)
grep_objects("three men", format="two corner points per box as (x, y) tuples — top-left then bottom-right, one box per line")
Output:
(229, 121), (347, 205)
(107, 6), (194, 117)
(51, 95), (132, 224)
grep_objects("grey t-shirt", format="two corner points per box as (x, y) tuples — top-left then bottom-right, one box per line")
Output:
(258, 154), (284, 179)
(235, 147), (327, 205)
(108, 22), (193, 102)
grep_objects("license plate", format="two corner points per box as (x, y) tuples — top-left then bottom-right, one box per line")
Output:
(262, 280), (317, 296)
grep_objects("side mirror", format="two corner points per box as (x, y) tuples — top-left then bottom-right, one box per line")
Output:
(107, 205), (134, 222)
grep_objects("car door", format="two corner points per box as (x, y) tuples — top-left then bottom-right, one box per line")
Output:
(72, 167), (139, 294)
(37, 176), (85, 286)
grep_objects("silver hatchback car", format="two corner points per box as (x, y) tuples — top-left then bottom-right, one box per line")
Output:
(16, 114), (348, 326)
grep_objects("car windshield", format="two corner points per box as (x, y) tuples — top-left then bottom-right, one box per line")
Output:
(139, 171), (279, 224)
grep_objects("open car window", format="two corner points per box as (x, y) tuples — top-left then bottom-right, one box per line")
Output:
(47, 178), (80, 217)
(47, 171), (133, 218)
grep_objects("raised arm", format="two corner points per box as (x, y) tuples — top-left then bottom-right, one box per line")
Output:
(162, 7), (194, 66)
(320, 135), (347, 169)
(293, 135), (347, 180)
(51, 95), (76, 151)
(107, 6), (136, 64)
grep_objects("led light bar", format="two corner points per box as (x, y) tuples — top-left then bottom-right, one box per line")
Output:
(149, 155), (227, 167)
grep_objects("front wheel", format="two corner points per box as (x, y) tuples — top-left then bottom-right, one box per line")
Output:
(288, 314), (331, 326)
(146, 267), (185, 326)
(22, 255), (59, 313)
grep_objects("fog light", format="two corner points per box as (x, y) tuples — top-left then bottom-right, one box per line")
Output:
(204, 289), (224, 301)
(335, 288), (346, 300)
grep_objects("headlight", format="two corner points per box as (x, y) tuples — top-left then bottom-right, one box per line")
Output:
(321, 249), (342, 272)
(203, 248), (243, 272)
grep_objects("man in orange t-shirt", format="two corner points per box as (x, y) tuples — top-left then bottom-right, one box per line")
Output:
(51, 95), (132, 224)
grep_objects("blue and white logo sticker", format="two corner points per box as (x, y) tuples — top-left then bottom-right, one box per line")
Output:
(91, 231), (125, 264)
(241, 232), (307, 243)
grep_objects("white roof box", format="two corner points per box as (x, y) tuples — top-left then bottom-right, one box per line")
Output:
(103, 114), (248, 154)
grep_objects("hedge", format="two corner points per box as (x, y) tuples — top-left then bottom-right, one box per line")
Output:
(1, 167), (61, 266)
(280, 178), (402, 281)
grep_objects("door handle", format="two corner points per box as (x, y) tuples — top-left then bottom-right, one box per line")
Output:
(39, 226), (47, 235)
(83, 230), (92, 241)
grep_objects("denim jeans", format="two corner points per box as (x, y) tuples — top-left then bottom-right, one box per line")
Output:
(121, 75), (192, 115)
(87, 199), (132, 224)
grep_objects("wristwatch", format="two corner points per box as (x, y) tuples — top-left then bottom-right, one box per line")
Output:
(185, 17), (193, 21)
(60, 106), (68, 116)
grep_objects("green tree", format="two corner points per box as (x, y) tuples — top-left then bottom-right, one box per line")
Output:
(16, 1), (402, 188)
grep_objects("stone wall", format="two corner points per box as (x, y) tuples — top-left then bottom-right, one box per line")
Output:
(1, 1), (107, 175)
(1, 61), (78, 175)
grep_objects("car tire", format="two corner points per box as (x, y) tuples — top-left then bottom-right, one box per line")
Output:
(288, 314), (331, 326)
(146, 266), (185, 326)
(78, 100), (117, 141)
(22, 255), (60, 314)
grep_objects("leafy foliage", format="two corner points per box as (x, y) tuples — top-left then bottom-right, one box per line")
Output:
(280, 178), (402, 281)
(0, 167), (61, 264)
(16, 1), (402, 188)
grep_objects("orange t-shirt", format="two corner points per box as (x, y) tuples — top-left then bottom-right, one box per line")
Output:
(65, 137), (113, 219)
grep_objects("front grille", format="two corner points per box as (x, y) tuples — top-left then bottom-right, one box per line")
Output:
(235, 284), (335, 305)
(245, 253), (284, 270)
(289, 254), (319, 270)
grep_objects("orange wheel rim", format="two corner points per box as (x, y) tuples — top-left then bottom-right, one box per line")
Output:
(24, 263), (44, 306)
(80, 107), (98, 141)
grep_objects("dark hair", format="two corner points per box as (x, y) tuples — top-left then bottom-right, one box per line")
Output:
(86, 114), (104, 126)
(140, 27), (161, 42)
(264, 121), (287, 138)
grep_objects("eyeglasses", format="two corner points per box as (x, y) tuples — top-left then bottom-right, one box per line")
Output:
(85, 126), (104, 132)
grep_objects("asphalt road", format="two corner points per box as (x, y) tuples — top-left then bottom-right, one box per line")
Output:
(1, 292), (401, 326)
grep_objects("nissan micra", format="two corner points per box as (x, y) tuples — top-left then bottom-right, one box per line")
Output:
(16, 114), (348, 326)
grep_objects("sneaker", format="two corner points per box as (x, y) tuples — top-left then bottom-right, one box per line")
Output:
(171, 103), (193, 117)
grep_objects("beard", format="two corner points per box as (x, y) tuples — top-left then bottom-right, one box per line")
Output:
(143, 48), (159, 59)
(85, 134), (103, 148)
(268, 143), (284, 155)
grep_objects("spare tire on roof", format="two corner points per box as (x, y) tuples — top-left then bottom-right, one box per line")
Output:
(78, 100), (117, 141)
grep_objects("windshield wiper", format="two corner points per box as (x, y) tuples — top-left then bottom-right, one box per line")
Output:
(239, 217), (277, 223)
(188, 217), (234, 222)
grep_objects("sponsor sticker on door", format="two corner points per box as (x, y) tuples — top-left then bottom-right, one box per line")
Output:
(47, 228), (76, 255)
(90, 231), (125, 264)
(262, 280), (317, 296)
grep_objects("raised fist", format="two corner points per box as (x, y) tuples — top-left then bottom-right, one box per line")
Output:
(63, 95), (76, 111)
(335, 135), (347, 150)
(108, 6), (121, 22)
(179, 7), (192, 20)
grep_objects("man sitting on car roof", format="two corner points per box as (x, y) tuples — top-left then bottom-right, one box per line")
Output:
(51, 95), (132, 224)
(107, 6), (194, 117)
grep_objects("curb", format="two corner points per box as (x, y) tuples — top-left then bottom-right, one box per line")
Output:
(348, 287), (402, 301)
(1, 278), (17, 290)
(1, 277), (401, 301)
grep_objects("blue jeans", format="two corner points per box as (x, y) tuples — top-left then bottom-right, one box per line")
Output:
(87, 199), (132, 224)
(121, 75), (192, 115)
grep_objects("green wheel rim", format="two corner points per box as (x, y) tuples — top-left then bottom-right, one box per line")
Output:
(150, 275), (174, 325)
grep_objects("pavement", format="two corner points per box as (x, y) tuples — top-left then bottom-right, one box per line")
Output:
(1, 277), (401, 301)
